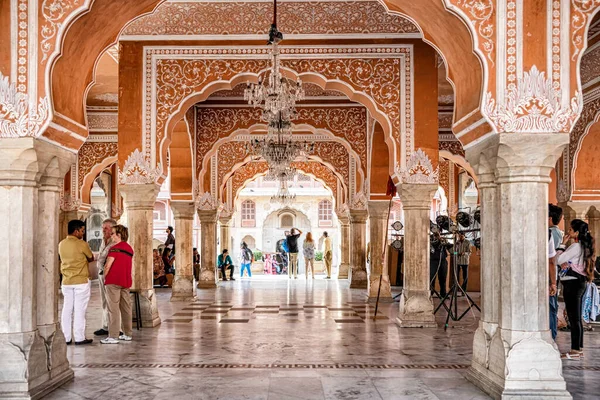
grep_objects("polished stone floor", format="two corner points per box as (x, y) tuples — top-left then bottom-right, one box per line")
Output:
(45, 276), (599, 399)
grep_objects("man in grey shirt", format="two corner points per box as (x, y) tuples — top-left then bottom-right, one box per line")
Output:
(94, 218), (117, 336)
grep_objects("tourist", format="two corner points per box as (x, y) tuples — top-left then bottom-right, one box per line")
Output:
(548, 204), (564, 341)
(239, 242), (253, 278)
(153, 248), (167, 287)
(100, 225), (134, 344)
(94, 218), (117, 336)
(321, 231), (332, 279)
(193, 247), (200, 281)
(162, 247), (175, 275)
(430, 231), (450, 298)
(455, 232), (471, 295)
(303, 232), (316, 279)
(556, 219), (596, 360)
(58, 220), (94, 345)
(165, 226), (175, 254)
(548, 231), (558, 339)
(286, 228), (302, 279)
(218, 249), (235, 281)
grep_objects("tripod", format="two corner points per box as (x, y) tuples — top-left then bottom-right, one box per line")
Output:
(433, 229), (480, 330)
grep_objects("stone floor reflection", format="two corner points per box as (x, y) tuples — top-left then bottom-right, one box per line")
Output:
(45, 277), (599, 399)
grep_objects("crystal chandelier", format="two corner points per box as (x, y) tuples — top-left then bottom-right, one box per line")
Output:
(263, 166), (297, 181)
(246, 130), (313, 176)
(270, 177), (296, 206)
(244, 0), (305, 125)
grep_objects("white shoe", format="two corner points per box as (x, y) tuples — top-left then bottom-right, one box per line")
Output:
(118, 334), (133, 341)
(100, 337), (119, 344)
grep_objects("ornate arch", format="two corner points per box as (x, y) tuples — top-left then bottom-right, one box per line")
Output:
(439, 150), (478, 186)
(198, 124), (364, 188)
(195, 105), (367, 178)
(77, 142), (118, 204)
(227, 160), (341, 207)
(214, 139), (352, 197)
(136, 45), (413, 181)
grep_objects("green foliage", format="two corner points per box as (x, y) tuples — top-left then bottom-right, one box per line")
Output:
(253, 250), (263, 261)
(315, 251), (324, 261)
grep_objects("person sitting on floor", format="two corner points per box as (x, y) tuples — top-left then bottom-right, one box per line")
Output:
(218, 249), (235, 281)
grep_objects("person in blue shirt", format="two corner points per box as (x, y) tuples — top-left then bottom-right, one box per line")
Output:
(217, 249), (235, 281)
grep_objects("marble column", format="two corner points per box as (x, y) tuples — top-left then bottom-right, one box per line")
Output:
(170, 202), (196, 302)
(588, 207), (600, 252)
(559, 201), (589, 232)
(197, 209), (218, 288)
(465, 134), (570, 399)
(349, 209), (368, 289)
(337, 215), (351, 279)
(37, 159), (74, 389)
(0, 138), (74, 399)
(395, 183), (438, 328)
(367, 201), (392, 302)
(219, 216), (232, 253)
(465, 159), (502, 389)
(120, 183), (161, 327)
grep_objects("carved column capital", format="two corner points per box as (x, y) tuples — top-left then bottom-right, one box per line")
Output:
(170, 201), (196, 220)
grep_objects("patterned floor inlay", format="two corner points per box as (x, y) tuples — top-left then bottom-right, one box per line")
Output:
(71, 363), (470, 370)
(164, 301), (397, 323)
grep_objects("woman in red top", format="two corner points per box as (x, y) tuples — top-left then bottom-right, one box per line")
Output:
(100, 225), (134, 344)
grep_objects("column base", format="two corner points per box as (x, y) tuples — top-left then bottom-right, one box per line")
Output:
(0, 331), (74, 400)
(338, 263), (350, 279)
(170, 277), (196, 302)
(367, 275), (392, 302)
(396, 290), (437, 328)
(349, 269), (368, 288)
(466, 328), (570, 400)
(133, 289), (161, 327)
(197, 269), (217, 289)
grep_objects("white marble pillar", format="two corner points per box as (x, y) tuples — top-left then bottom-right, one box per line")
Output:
(367, 201), (392, 302)
(465, 163), (502, 387)
(120, 183), (161, 327)
(395, 183), (438, 328)
(559, 202), (589, 233)
(197, 209), (218, 288)
(588, 208), (600, 253)
(349, 209), (368, 288)
(219, 216), (232, 253)
(0, 138), (74, 399)
(37, 159), (73, 387)
(170, 202), (196, 302)
(337, 215), (350, 279)
(465, 134), (570, 399)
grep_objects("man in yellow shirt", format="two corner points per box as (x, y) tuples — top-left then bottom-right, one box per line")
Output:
(59, 220), (94, 345)
(322, 231), (333, 279)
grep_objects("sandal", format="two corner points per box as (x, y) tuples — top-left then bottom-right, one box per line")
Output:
(561, 351), (581, 360)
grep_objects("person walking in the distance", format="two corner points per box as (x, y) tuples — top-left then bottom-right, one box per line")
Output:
(94, 218), (117, 336)
(100, 225), (134, 344)
(239, 242), (253, 278)
(321, 231), (332, 279)
(286, 228), (302, 279)
(59, 220), (94, 345)
(218, 249), (235, 281)
(303, 232), (316, 279)
(455, 232), (471, 295)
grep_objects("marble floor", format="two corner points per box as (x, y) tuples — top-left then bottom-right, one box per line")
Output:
(45, 276), (600, 399)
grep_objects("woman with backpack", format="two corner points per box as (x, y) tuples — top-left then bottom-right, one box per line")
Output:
(240, 242), (254, 278)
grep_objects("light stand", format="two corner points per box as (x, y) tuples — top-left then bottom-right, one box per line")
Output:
(432, 210), (481, 331)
